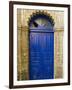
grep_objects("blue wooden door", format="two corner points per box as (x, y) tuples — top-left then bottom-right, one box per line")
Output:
(29, 15), (54, 80)
(29, 30), (54, 80)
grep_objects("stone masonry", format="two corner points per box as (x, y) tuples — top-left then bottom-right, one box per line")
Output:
(17, 9), (64, 80)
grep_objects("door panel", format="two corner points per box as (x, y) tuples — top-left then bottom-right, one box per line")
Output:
(29, 31), (54, 80)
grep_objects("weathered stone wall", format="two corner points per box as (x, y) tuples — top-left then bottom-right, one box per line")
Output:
(54, 30), (63, 78)
(17, 9), (64, 80)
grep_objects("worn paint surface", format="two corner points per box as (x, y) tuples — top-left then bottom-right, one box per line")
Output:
(29, 32), (54, 80)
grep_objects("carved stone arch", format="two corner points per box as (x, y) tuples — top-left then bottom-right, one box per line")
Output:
(28, 11), (55, 27)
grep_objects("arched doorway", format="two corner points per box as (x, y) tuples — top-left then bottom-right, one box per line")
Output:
(29, 12), (54, 80)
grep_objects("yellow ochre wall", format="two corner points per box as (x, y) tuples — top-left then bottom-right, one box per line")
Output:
(17, 9), (64, 80)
